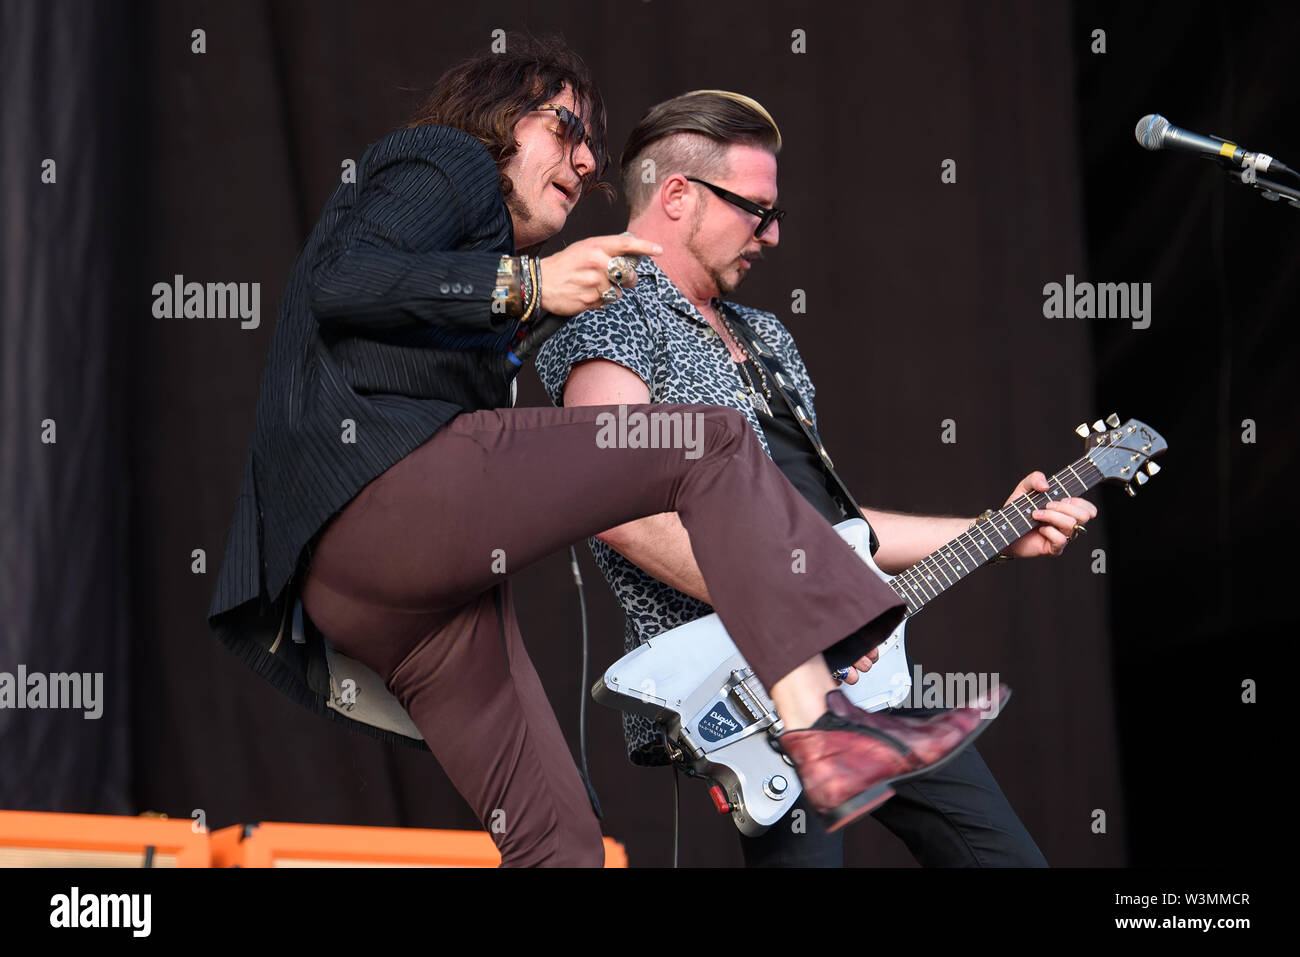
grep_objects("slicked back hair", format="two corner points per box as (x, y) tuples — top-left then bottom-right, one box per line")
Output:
(620, 90), (781, 215)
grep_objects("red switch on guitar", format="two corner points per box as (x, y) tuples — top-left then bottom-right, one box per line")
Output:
(708, 784), (731, 814)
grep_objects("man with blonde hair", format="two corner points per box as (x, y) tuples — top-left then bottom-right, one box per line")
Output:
(538, 90), (1093, 866)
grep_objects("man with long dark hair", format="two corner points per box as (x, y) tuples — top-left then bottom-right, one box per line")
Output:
(207, 36), (1000, 866)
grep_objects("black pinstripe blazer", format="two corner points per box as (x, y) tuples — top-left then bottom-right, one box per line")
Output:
(207, 125), (518, 748)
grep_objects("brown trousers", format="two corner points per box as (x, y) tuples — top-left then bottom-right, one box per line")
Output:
(301, 403), (903, 866)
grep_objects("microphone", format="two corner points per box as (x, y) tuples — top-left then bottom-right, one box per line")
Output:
(1135, 114), (1295, 177)
(503, 312), (569, 379)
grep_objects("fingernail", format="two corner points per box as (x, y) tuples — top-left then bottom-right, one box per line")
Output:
(652, 245), (663, 254)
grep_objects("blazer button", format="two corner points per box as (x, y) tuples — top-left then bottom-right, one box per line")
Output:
(464, 283), (473, 294)
(439, 283), (450, 294)
(452, 282), (463, 293)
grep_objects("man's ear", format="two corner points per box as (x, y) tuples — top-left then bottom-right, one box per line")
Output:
(660, 174), (692, 224)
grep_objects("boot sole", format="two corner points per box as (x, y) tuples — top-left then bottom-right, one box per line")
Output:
(822, 689), (1010, 833)
(821, 783), (898, 832)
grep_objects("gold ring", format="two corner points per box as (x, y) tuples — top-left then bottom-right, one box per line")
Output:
(1069, 523), (1086, 542)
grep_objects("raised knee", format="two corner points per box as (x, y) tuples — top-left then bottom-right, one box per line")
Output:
(699, 404), (753, 454)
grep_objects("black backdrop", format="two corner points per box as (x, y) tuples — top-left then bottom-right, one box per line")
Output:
(1, 0), (1290, 868)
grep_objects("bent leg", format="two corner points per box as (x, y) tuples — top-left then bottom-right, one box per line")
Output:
(304, 403), (903, 690)
(302, 576), (604, 867)
(871, 743), (1048, 867)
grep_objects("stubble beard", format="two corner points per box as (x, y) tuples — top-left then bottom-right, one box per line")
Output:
(686, 213), (748, 298)
(505, 191), (534, 234)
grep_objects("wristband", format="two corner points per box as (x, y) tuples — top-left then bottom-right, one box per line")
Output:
(492, 255), (524, 318)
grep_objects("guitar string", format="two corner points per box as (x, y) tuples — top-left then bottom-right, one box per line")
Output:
(889, 455), (1114, 612)
(887, 459), (1101, 601)
(894, 434), (1159, 613)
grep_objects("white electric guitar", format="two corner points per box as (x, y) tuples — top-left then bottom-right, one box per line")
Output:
(594, 414), (1167, 834)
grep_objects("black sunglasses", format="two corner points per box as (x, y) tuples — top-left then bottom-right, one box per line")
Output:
(537, 104), (595, 156)
(686, 176), (786, 238)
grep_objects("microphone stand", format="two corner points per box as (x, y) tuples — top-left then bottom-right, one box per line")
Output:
(1217, 160), (1300, 209)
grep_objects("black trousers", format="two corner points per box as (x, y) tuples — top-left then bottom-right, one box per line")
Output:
(741, 710), (1048, 868)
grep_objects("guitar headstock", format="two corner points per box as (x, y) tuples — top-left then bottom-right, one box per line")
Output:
(1074, 413), (1167, 496)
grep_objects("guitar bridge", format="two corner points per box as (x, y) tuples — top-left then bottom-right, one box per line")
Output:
(727, 669), (782, 733)
(677, 667), (784, 757)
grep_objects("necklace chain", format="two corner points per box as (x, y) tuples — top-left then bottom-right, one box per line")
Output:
(712, 301), (773, 412)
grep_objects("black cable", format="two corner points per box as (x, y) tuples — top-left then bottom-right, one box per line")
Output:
(672, 765), (680, 869)
(660, 730), (680, 868)
(570, 546), (603, 820)
(1212, 8), (1235, 633)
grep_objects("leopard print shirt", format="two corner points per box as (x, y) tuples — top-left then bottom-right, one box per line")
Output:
(535, 257), (821, 765)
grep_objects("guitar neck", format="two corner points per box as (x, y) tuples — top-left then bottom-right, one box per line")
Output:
(888, 455), (1104, 616)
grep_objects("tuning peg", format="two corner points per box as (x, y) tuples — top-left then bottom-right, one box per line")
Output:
(1106, 413), (1120, 427)
(1135, 471), (1149, 485)
(1146, 462), (1160, 476)
(1092, 420), (1106, 433)
(1125, 485), (1137, 497)
(1075, 423), (1090, 438)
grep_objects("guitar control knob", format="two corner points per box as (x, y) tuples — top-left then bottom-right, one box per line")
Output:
(763, 775), (789, 800)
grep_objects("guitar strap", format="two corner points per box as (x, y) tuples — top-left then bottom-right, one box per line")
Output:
(719, 303), (881, 556)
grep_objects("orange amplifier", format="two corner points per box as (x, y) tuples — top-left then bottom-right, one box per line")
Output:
(0, 811), (210, 867)
(211, 821), (629, 868)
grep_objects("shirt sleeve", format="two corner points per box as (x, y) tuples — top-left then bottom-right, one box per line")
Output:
(307, 126), (513, 336)
(535, 294), (658, 405)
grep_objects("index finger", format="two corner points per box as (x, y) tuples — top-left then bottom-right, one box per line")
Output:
(601, 235), (663, 258)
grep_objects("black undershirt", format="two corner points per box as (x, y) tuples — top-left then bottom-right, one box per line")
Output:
(740, 357), (844, 526)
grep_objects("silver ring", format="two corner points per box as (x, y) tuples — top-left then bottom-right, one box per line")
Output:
(600, 286), (622, 304)
(606, 256), (638, 287)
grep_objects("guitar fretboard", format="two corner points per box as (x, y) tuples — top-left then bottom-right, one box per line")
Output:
(888, 455), (1104, 616)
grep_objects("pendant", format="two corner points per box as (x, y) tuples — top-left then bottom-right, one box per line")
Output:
(751, 392), (771, 416)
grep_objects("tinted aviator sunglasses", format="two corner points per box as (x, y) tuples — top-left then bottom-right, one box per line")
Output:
(686, 176), (786, 237)
(537, 103), (596, 156)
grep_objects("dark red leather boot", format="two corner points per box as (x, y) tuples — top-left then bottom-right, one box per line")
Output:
(778, 685), (1010, 832)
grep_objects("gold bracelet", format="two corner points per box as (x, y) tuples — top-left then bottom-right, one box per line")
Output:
(518, 255), (541, 324)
